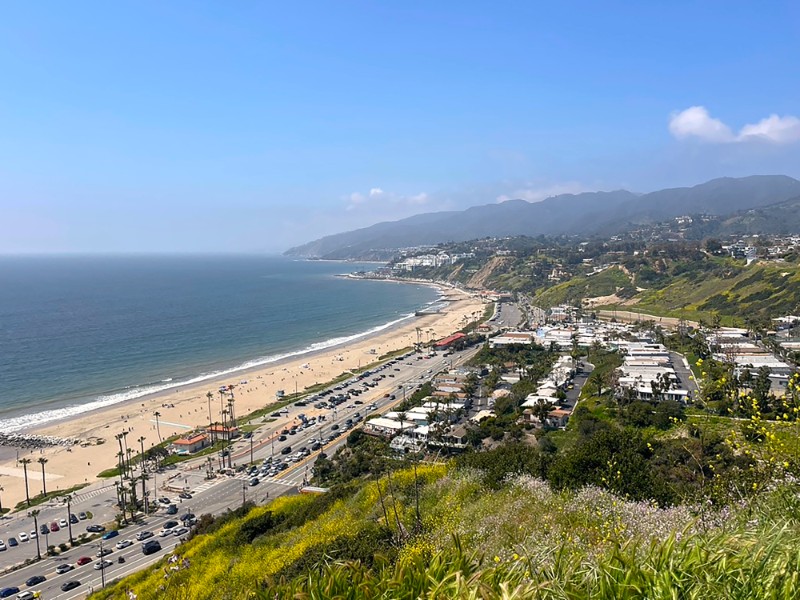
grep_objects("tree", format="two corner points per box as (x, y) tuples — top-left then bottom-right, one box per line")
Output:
(37, 457), (48, 496)
(153, 411), (162, 443)
(206, 391), (214, 430)
(20, 458), (32, 506)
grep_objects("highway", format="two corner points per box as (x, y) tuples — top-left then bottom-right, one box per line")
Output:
(0, 343), (478, 598)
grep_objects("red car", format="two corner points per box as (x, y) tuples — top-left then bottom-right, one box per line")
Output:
(76, 556), (92, 566)
(50, 522), (60, 532)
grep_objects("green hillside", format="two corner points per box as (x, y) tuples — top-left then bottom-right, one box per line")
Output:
(621, 262), (800, 326)
(92, 464), (800, 599)
(533, 266), (635, 308)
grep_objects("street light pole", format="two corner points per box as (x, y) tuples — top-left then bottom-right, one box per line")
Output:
(250, 436), (254, 465)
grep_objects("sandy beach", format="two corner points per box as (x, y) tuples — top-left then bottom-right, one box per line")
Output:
(0, 287), (485, 510)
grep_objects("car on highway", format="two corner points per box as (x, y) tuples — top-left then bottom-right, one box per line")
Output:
(86, 524), (105, 533)
(16, 590), (36, 600)
(96, 546), (113, 557)
(94, 559), (113, 570)
(61, 581), (81, 592)
(76, 556), (92, 566)
(172, 526), (189, 536)
(166, 504), (178, 515)
(18, 532), (28, 543)
(158, 497), (172, 505)
(164, 520), (179, 529)
(116, 539), (133, 549)
(280, 446), (292, 454)
(178, 491), (193, 500)
(101, 530), (119, 540)
(56, 563), (75, 574)
(159, 527), (174, 537)
(249, 477), (259, 486)
(0, 588), (19, 598)
(278, 435), (287, 441)
(25, 575), (46, 587)
(135, 530), (153, 541)
(142, 539), (162, 555)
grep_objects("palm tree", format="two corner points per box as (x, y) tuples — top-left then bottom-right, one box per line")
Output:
(115, 433), (125, 475)
(0, 484), (4, 514)
(29, 509), (41, 559)
(20, 458), (32, 506)
(153, 411), (162, 442)
(227, 396), (236, 431)
(37, 457), (48, 496)
(206, 391), (214, 429)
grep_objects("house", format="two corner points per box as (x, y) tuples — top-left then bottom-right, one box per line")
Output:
(435, 332), (467, 348)
(206, 424), (240, 440)
(169, 433), (209, 455)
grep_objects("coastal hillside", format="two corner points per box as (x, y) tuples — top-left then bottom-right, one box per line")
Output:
(285, 176), (800, 259)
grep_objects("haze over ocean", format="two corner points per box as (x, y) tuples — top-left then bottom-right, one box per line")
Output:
(0, 255), (438, 431)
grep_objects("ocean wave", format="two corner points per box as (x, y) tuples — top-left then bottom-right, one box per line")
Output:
(0, 311), (417, 433)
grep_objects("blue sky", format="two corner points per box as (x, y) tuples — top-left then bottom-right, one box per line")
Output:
(1, 1), (799, 252)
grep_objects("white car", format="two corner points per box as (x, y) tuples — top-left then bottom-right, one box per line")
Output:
(172, 526), (189, 536)
(59, 518), (68, 528)
(16, 592), (36, 600)
(18, 532), (29, 542)
(0, 539), (6, 551)
(29, 530), (37, 538)
(159, 528), (173, 537)
(115, 539), (133, 549)
(94, 559), (113, 570)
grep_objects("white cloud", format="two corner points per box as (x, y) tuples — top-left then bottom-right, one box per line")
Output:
(738, 114), (800, 144)
(669, 106), (734, 143)
(669, 106), (800, 144)
(496, 182), (588, 203)
(369, 187), (385, 198)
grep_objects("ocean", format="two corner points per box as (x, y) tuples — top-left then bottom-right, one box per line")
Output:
(0, 255), (439, 432)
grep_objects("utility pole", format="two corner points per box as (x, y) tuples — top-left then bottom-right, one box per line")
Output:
(241, 481), (246, 508)
(99, 540), (106, 588)
(250, 436), (254, 465)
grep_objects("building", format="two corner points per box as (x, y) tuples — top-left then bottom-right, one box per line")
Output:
(169, 433), (209, 455)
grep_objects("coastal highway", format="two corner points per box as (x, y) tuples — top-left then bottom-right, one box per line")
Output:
(0, 343), (478, 597)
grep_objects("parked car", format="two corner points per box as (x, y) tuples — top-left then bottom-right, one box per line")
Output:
(86, 524), (105, 533)
(70, 513), (79, 524)
(78, 512), (88, 520)
(18, 532), (28, 543)
(49, 522), (59, 532)
(39, 524), (49, 535)
(60, 581), (81, 592)
(7, 538), (18, 547)
(0, 540), (5, 552)
(59, 518), (68, 528)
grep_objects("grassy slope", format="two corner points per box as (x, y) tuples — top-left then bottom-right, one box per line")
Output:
(534, 267), (633, 308)
(626, 262), (800, 325)
(91, 463), (800, 599)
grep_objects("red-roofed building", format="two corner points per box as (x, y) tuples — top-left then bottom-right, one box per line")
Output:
(435, 332), (467, 348)
(169, 433), (209, 455)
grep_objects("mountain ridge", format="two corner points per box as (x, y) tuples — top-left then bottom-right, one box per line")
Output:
(285, 175), (800, 259)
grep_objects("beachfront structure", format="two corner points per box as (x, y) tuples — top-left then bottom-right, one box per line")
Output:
(169, 433), (209, 455)
(435, 332), (467, 348)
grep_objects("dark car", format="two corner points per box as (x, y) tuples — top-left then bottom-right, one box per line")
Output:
(86, 524), (105, 533)
(280, 446), (292, 455)
(164, 520), (179, 529)
(7, 538), (18, 547)
(25, 575), (46, 587)
(249, 477), (259, 486)
(70, 513), (79, 524)
(78, 511), (88, 520)
(0, 588), (19, 598)
(166, 504), (178, 515)
(101, 530), (119, 540)
(180, 513), (196, 522)
(142, 540), (162, 555)
(278, 435), (287, 441)
(178, 491), (192, 500)
(61, 581), (81, 592)
(331, 424), (339, 430)
(39, 524), (50, 535)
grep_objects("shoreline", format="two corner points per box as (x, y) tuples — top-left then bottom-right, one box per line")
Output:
(0, 285), (484, 509)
